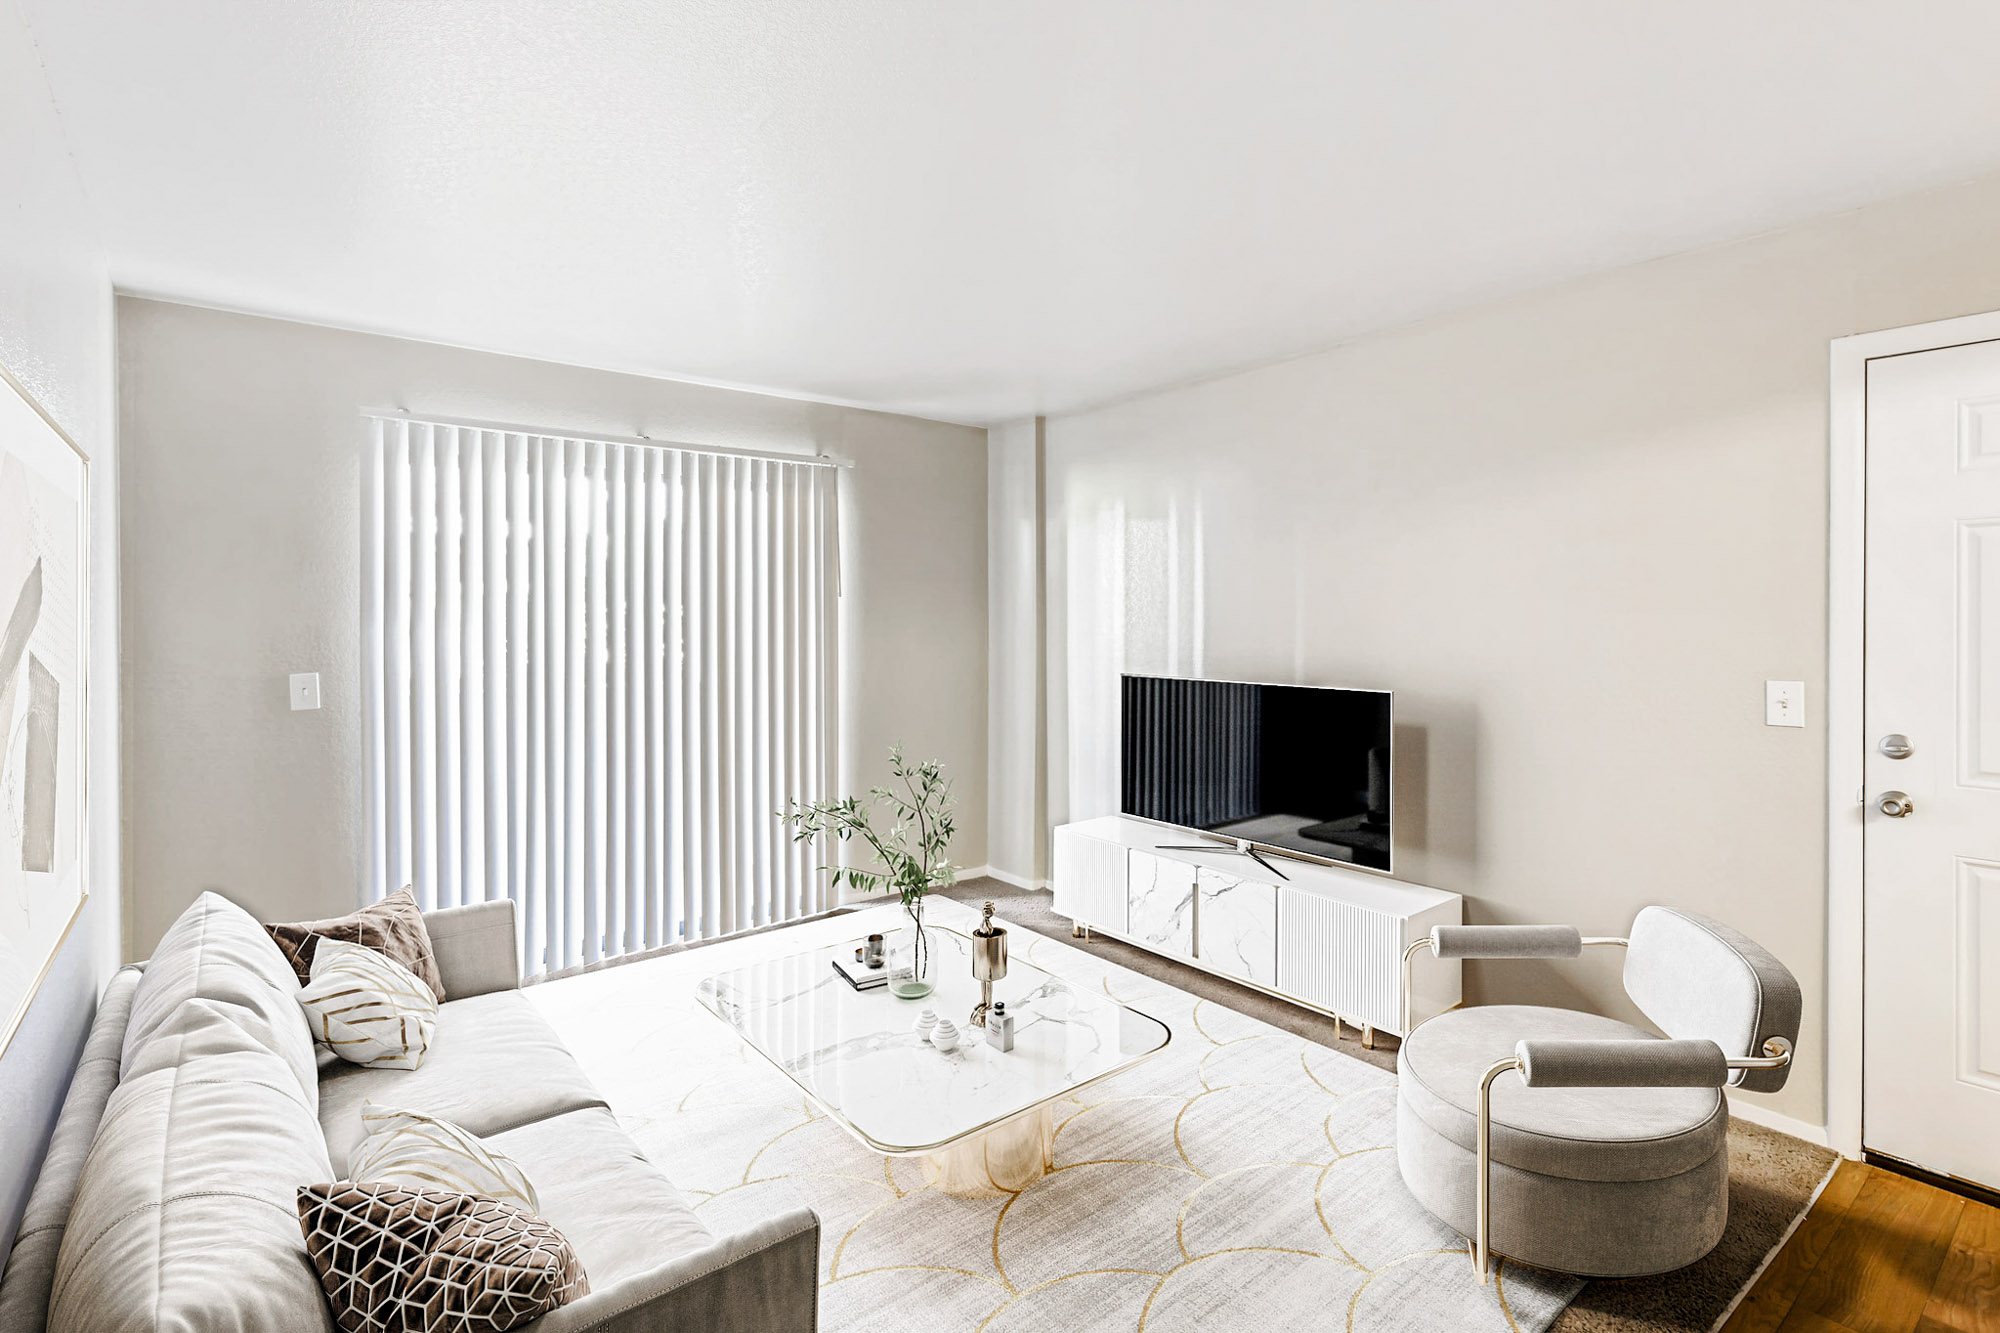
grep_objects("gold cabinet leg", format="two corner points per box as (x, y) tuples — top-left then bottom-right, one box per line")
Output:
(1071, 920), (1086, 939)
(1362, 1025), (1376, 1050)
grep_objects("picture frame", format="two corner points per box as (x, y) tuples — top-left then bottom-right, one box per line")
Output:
(0, 357), (90, 1062)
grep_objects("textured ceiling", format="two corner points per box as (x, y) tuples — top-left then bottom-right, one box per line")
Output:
(22, 1), (2000, 423)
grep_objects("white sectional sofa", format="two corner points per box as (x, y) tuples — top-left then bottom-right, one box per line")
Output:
(0, 892), (819, 1332)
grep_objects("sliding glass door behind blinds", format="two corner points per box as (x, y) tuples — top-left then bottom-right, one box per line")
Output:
(363, 416), (840, 977)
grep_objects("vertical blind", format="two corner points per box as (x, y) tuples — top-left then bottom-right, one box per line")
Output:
(363, 415), (840, 978)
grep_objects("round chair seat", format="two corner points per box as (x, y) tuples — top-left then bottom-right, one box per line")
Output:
(1399, 1004), (1725, 1183)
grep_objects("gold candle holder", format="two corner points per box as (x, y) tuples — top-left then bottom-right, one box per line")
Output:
(970, 900), (1009, 1027)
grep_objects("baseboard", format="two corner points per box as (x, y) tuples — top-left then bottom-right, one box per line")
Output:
(1725, 1095), (1832, 1148)
(971, 865), (1046, 892)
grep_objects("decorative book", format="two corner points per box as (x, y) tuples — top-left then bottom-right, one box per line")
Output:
(832, 953), (888, 991)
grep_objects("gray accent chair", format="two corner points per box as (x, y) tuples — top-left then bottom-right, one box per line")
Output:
(1396, 906), (1800, 1281)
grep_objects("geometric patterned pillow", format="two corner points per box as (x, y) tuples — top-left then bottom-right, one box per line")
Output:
(351, 1103), (540, 1211)
(297, 1182), (589, 1333)
(267, 886), (448, 1002)
(298, 939), (439, 1070)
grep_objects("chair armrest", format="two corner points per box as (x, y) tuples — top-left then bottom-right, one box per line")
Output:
(1515, 1038), (1728, 1088)
(1431, 924), (1584, 959)
(526, 1206), (820, 1333)
(425, 899), (520, 998)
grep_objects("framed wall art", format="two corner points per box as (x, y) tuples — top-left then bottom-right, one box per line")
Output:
(0, 359), (88, 1060)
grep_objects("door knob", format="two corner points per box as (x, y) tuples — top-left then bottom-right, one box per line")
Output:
(1878, 791), (1915, 818)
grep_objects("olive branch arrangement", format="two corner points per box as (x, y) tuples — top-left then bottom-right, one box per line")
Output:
(780, 746), (957, 978)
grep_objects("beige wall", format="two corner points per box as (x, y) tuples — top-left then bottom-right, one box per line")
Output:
(118, 298), (987, 958)
(1043, 169), (2000, 1132)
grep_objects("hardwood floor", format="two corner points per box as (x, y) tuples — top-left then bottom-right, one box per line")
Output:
(1722, 1161), (2000, 1333)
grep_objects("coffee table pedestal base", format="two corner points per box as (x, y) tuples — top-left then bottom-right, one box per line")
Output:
(921, 1106), (1055, 1198)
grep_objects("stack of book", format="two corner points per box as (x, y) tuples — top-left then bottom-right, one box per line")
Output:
(832, 951), (889, 991)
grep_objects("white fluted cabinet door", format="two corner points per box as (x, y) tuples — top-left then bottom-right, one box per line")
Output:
(1052, 824), (1129, 933)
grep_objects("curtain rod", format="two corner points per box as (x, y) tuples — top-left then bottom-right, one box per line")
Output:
(361, 409), (853, 470)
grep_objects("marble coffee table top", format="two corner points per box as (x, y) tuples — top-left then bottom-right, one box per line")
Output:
(695, 921), (1171, 1155)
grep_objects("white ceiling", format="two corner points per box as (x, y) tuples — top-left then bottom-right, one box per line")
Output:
(23, 1), (2000, 424)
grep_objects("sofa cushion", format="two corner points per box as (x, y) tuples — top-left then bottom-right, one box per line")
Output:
(46, 1048), (336, 1333)
(122, 890), (321, 1108)
(1398, 1003), (1726, 1183)
(488, 1107), (714, 1290)
(319, 989), (608, 1176)
(298, 1183), (588, 1333)
(268, 887), (448, 1003)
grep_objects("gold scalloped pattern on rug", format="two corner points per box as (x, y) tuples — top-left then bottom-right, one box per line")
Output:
(526, 898), (1583, 1332)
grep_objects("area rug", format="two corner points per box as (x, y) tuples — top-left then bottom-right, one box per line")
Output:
(526, 896), (1583, 1331)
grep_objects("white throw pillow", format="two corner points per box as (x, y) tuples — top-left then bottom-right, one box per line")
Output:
(298, 938), (439, 1069)
(348, 1102), (540, 1210)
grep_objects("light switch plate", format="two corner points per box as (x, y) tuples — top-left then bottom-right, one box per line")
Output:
(289, 672), (321, 711)
(1765, 680), (1804, 727)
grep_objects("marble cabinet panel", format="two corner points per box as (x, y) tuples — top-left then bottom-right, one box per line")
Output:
(1195, 869), (1277, 986)
(1127, 851), (1196, 957)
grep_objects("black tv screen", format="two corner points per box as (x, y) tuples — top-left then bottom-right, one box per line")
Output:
(1120, 674), (1393, 872)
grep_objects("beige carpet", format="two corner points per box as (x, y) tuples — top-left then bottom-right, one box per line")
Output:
(528, 895), (1585, 1331)
(941, 879), (1840, 1333)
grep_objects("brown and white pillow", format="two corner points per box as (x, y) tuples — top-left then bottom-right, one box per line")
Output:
(298, 939), (439, 1069)
(350, 1103), (539, 1211)
(298, 1182), (588, 1333)
(267, 888), (448, 1002)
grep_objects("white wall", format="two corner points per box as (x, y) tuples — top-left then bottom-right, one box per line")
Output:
(986, 417), (1045, 885)
(0, 6), (120, 1270)
(118, 299), (987, 957)
(1044, 168), (2000, 1132)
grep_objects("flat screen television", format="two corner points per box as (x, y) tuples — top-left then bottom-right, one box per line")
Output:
(1120, 674), (1393, 873)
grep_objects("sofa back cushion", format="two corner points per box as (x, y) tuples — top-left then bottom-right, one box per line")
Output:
(46, 1048), (337, 1333)
(123, 891), (321, 1106)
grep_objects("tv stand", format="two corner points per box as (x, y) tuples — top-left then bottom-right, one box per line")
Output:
(1052, 815), (1461, 1043)
(1151, 838), (1292, 881)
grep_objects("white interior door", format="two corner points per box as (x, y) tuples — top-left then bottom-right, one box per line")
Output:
(1864, 338), (2000, 1189)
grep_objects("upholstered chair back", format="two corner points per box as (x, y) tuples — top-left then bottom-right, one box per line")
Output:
(1621, 906), (1802, 1093)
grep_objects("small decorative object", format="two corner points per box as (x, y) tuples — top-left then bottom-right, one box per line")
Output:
(929, 1016), (961, 1053)
(860, 933), (887, 969)
(985, 1000), (1015, 1052)
(913, 1007), (939, 1040)
(970, 900), (1009, 1028)
(781, 746), (958, 1002)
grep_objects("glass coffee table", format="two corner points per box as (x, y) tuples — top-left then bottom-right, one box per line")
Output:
(696, 923), (1171, 1196)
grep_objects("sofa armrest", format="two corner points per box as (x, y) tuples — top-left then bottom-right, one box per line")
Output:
(527, 1206), (820, 1333)
(1515, 1038), (1728, 1088)
(425, 899), (520, 998)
